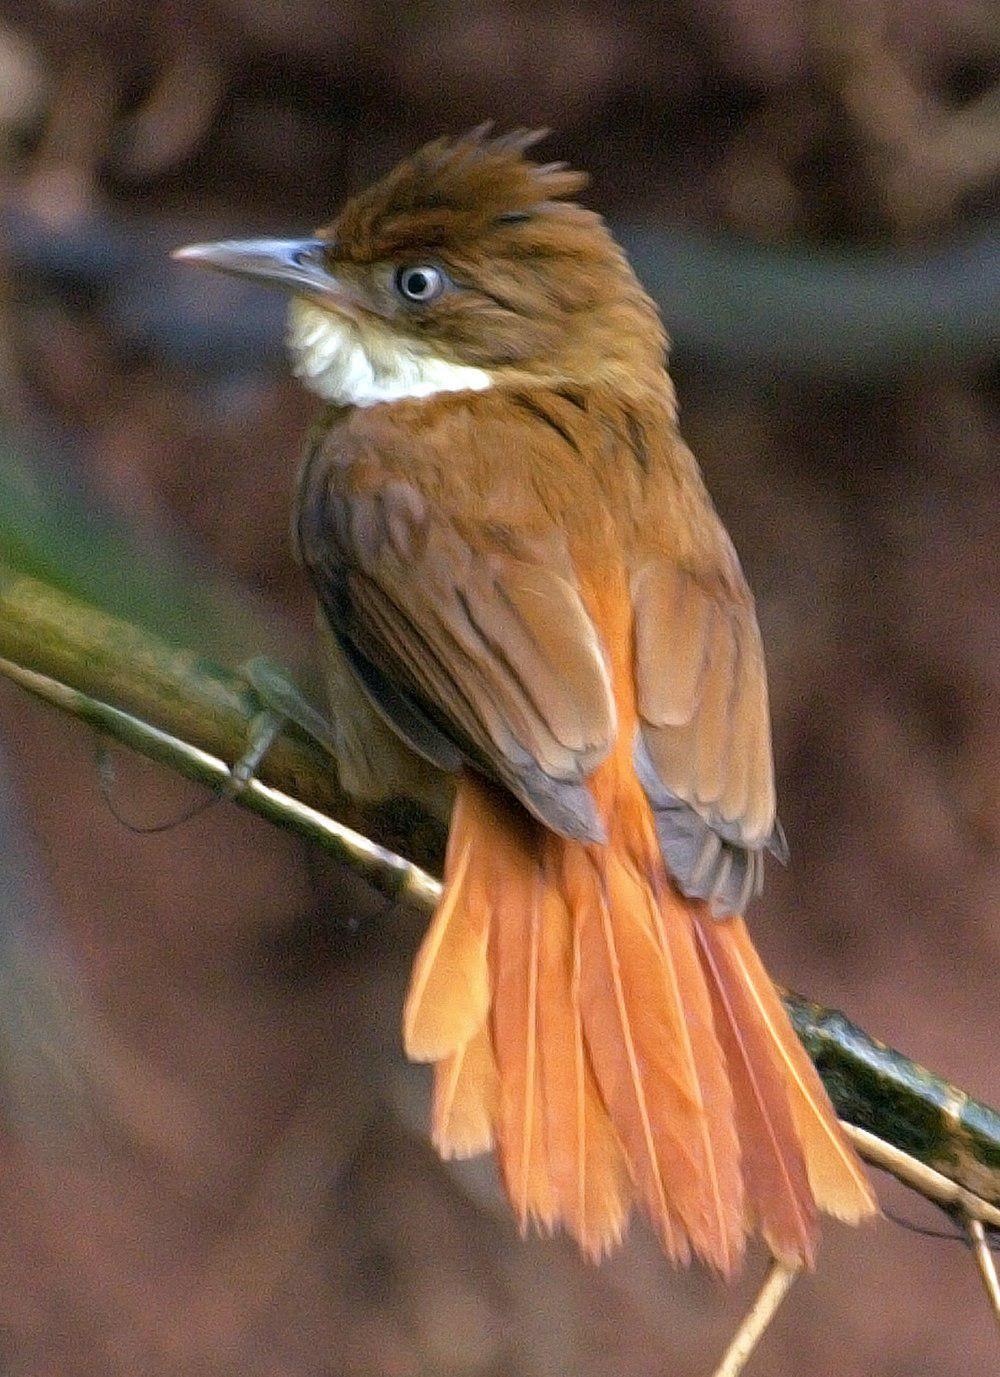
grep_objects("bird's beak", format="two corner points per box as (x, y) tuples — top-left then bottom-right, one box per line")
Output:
(171, 237), (357, 309)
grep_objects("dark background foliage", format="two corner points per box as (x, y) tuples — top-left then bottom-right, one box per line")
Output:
(0, 2), (996, 1373)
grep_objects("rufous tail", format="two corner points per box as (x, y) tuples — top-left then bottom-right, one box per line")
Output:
(403, 772), (876, 1270)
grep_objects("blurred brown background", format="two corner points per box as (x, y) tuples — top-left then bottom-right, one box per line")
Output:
(0, 2), (997, 1374)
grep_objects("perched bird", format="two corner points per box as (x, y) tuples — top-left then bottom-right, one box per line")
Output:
(174, 129), (875, 1273)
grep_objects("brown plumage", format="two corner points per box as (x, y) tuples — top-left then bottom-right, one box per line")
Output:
(175, 128), (877, 1271)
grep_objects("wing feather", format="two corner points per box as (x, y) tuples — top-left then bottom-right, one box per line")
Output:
(297, 424), (616, 841)
(633, 560), (782, 910)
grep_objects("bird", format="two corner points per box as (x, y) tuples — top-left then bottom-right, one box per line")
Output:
(173, 128), (876, 1276)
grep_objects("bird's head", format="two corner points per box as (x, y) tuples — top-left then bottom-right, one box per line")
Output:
(173, 128), (666, 407)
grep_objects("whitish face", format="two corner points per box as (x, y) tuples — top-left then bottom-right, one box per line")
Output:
(285, 298), (493, 407)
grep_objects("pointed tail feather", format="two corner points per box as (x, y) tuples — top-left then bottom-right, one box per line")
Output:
(490, 852), (558, 1231)
(433, 1024), (498, 1159)
(643, 860), (746, 1275)
(574, 840), (745, 1269)
(403, 788), (488, 1061)
(537, 872), (631, 1259)
(722, 920), (878, 1224)
(692, 907), (818, 1265)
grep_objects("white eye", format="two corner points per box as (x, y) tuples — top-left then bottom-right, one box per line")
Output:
(395, 263), (444, 303)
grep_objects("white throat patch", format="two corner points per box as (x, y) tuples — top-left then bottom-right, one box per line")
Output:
(286, 298), (493, 407)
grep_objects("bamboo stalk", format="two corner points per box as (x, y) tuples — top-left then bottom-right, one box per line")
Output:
(0, 563), (356, 826)
(786, 998), (1000, 1213)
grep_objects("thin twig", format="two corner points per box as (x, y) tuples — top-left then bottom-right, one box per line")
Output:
(0, 655), (439, 911)
(842, 1124), (1000, 1231)
(710, 1260), (801, 1377)
(966, 1218), (1000, 1334)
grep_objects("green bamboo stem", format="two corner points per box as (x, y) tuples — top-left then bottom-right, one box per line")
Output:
(1, 567), (998, 1229)
(0, 562), (351, 822)
(786, 995), (1000, 1213)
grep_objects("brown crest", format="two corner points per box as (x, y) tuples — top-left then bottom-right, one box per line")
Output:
(328, 126), (590, 261)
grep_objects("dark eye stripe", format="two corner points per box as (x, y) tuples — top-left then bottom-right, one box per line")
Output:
(479, 287), (522, 313)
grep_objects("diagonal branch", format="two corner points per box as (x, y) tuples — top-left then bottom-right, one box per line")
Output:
(1, 565), (999, 1245)
(968, 1218), (1000, 1325)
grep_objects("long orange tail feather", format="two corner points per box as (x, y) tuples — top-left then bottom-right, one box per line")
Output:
(432, 1025), (498, 1160)
(692, 909), (818, 1264)
(720, 920), (877, 1223)
(537, 876), (631, 1258)
(490, 843), (558, 1232)
(403, 788), (488, 1062)
(647, 880), (747, 1270)
(405, 772), (875, 1269)
(575, 840), (744, 1270)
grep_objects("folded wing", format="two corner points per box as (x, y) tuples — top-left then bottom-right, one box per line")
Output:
(632, 560), (787, 913)
(297, 427), (617, 842)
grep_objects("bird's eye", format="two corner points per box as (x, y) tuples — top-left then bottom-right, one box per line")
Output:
(394, 264), (445, 303)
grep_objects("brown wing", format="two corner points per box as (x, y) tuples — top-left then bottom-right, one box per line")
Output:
(632, 560), (787, 913)
(296, 423), (616, 842)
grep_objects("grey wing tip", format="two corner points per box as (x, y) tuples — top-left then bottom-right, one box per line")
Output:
(655, 811), (758, 914)
(635, 732), (769, 915)
(768, 818), (790, 865)
(512, 762), (607, 844)
(569, 811), (608, 845)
